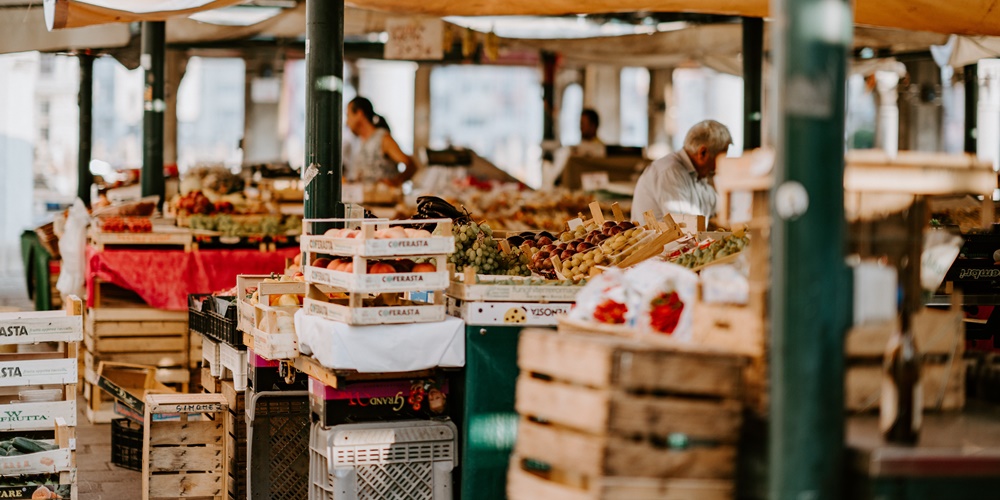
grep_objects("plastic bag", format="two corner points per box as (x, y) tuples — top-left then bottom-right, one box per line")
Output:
(567, 268), (629, 325)
(56, 199), (90, 300)
(623, 261), (699, 341)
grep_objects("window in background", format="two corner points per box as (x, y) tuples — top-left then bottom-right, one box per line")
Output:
(559, 83), (583, 146)
(671, 67), (744, 155)
(620, 67), (649, 147)
(430, 65), (544, 187)
(91, 56), (143, 171)
(177, 57), (245, 172)
(282, 60), (356, 170)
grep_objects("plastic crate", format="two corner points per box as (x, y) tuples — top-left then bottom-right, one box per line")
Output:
(189, 294), (242, 347)
(309, 420), (457, 500)
(247, 389), (311, 500)
(110, 418), (142, 471)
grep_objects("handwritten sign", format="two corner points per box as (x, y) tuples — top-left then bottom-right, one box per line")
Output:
(581, 172), (610, 192)
(385, 18), (444, 61)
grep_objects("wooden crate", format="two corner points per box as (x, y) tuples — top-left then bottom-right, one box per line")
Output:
(303, 283), (445, 326)
(845, 305), (965, 412)
(142, 393), (228, 500)
(508, 329), (745, 500)
(89, 226), (193, 252)
(85, 308), (189, 354)
(220, 381), (246, 500)
(0, 297), (82, 430)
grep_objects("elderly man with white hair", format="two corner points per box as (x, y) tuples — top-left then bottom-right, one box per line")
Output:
(631, 120), (733, 221)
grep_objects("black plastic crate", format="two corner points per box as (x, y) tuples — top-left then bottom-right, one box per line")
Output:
(188, 294), (242, 347)
(111, 418), (142, 471)
(247, 389), (311, 500)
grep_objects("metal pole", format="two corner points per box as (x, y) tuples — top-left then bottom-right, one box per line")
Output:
(141, 21), (166, 209)
(743, 17), (764, 150)
(769, 0), (851, 497)
(77, 53), (94, 206)
(965, 64), (978, 154)
(541, 51), (557, 161)
(304, 0), (344, 221)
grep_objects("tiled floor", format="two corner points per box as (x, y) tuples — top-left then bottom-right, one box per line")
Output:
(0, 271), (142, 498)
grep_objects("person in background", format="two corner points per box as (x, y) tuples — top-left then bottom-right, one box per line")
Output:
(345, 96), (416, 185)
(631, 120), (732, 221)
(573, 108), (606, 158)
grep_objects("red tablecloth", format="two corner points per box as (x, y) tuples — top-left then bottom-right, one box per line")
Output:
(86, 245), (298, 310)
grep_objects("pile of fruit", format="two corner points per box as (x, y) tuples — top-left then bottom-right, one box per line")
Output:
(311, 257), (437, 274)
(524, 219), (655, 279)
(450, 222), (531, 276)
(669, 233), (749, 269)
(174, 191), (233, 216)
(97, 216), (152, 233)
(322, 227), (433, 239)
(187, 214), (300, 237)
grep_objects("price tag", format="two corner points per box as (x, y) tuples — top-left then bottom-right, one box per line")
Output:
(581, 172), (610, 192)
(385, 18), (444, 60)
(343, 183), (364, 203)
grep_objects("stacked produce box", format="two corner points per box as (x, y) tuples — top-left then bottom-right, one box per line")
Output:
(84, 283), (191, 423)
(508, 328), (747, 500)
(0, 297), (82, 499)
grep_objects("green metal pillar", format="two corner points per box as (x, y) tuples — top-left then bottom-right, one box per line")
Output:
(304, 0), (344, 221)
(77, 52), (94, 206)
(965, 64), (978, 154)
(769, 0), (852, 498)
(743, 17), (763, 150)
(141, 21), (166, 209)
(541, 51), (557, 162)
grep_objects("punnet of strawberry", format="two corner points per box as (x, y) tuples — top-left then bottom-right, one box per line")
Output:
(593, 299), (627, 324)
(649, 291), (684, 334)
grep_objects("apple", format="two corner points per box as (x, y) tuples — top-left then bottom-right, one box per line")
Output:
(412, 262), (437, 273)
(577, 241), (594, 252)
(536, 236), (553, 246)
(560, 250), (574, 260)
(323, 228), (344, 237)
(369, 262), (396, 274)
(326, 260), (339, 270)
(312, 258), (332, 268)
(292, 253), (302, 265)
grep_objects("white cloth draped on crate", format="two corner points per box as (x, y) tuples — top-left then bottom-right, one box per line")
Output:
(294, 311), (466, 372)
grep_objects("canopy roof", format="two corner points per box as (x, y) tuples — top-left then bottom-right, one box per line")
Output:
(347, 0), (1000, 37)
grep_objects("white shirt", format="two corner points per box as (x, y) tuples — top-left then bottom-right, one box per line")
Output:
(631, 150), (717, 221)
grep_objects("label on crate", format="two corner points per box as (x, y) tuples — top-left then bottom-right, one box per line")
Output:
(0, 358), (76, 388)
(447, 298), (571, 326)
(308, 376), (451, 426)
(0, 484), (73, 499)
(113, 401), (181, 424)
(98, 376), (145, 415)
(0, 448), (72, 475)
(0, 315), (82, 345)
(0, 401), (76, 431)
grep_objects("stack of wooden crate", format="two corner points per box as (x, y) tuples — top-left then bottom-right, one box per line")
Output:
(508, 328), (746, 500)
(84, 282), (194, 423)
(0, 297), (82, 499)
(142, 393), (229, 500)
(202, 370), (247, 500)
(846, 300), (965, 412)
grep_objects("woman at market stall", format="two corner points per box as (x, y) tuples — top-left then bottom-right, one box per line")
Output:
(345, 96), (417, 186)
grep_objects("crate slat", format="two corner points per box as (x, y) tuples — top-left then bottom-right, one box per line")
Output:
(147, 473), (224, 498)
(148, 420), (225, 446)
(521, 328), (745, 399)
(508, 462), (734, 500)
(516, 419), (736, 480)
(149, 446), (224, 472)
(515, 375), (741, 442)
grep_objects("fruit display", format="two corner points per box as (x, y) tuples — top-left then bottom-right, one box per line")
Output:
(97, 216), (152, 233)
(669, 232), (749, 270)
(317, 257), (438, 274)
(449, 221), (531, 276)
(187, 214), (301, 237)
(524, 219), (655, 279)
(323, 227), (433, 239)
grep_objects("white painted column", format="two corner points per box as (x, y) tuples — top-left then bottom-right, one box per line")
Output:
(874, 70), (900, 157)
(978, 60), (1000, 171)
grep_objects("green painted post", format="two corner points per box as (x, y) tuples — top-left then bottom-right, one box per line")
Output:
(965, 64), (978, 154)
(77, 53), (94, 206)
(304, 0), (344, 222)
(141, 21), (166, 209)
(743, 17), (763, 150)
(769, 0), (852, 498)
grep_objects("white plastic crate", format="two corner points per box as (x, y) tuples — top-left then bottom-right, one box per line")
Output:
(309, 420), (457, 500)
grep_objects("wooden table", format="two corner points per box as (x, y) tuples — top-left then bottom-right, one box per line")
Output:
(847, 403), (1000, 499)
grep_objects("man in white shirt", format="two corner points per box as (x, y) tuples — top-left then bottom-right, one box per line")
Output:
(631, 120), (732, 221)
